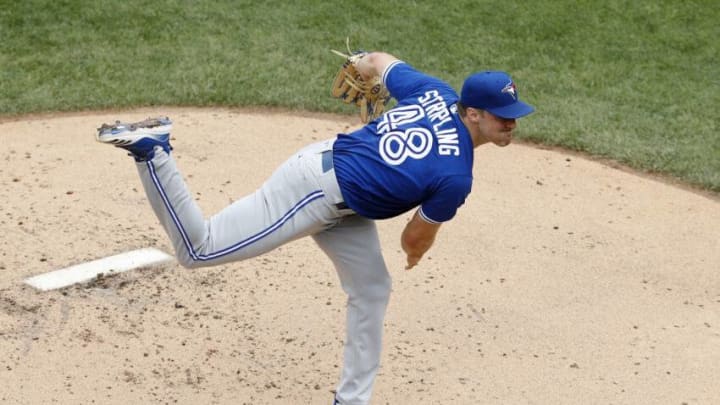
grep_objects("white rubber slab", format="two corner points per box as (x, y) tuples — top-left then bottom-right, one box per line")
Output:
(24, 248), (174, 291)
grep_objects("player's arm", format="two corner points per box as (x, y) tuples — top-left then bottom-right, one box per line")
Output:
(355, 52), (399, 82)
(401, 210), (442, 270)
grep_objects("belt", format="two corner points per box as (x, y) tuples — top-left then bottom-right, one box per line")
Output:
(321, 150), (334, 173)
(321, 150), (349, 211)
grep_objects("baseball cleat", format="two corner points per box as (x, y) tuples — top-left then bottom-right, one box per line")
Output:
(96, 116), (173, 161)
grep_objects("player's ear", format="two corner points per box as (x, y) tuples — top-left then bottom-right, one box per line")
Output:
(469, 107), (484, 122)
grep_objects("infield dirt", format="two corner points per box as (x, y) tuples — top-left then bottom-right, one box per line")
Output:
(1, 108), (719, 404)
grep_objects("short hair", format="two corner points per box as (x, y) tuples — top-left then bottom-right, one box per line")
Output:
(457, 101), (468, 117)
(456, 102), (483, 118)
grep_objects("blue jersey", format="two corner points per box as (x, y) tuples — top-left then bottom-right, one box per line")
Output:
(333, 61), (474, 222)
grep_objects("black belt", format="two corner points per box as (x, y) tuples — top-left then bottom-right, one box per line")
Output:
(321, 150), (349, 211)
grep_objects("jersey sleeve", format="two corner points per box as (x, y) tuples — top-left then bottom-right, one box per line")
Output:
(418, 175), (473, 224)
(382, 61), (454, 103)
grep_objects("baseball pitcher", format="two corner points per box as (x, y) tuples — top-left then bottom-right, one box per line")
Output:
(96, 50), (534, 405)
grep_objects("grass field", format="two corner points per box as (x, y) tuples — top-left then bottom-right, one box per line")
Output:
(1, 1), (718, 191)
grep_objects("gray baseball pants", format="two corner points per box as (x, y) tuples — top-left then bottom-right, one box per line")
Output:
(135, 139), (391, 405)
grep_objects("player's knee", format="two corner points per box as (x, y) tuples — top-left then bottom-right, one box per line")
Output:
(377, 273), (392, 296)
(355, 271), (392, 302)
(175, 253), (206, 269)
(371, 281), (392, 307)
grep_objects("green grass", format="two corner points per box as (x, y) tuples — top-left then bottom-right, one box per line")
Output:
(1, 0), (718, 191)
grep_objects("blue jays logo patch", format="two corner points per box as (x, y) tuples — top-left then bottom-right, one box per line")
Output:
(501, 81), (517, 99)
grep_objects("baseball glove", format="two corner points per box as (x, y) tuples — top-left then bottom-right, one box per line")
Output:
(331, 43), (391, 123)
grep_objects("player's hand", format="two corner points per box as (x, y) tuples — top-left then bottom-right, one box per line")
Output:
(405, 255), (421, 270)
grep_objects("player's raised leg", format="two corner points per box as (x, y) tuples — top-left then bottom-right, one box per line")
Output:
(97, 117), (338, 268)
(312, 215), (392, 405)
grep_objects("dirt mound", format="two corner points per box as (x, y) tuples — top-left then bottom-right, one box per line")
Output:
(1, 108), (718, 404)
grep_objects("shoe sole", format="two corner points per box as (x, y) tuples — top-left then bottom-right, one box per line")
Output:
(97, 117), (172, 147)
